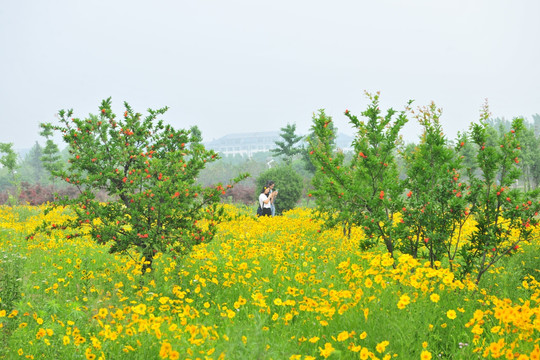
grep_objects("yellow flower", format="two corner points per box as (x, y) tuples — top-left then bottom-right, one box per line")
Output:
(159, 342), (172, 358)
(422, 341), (428, 349)
(446, 310), (457, 320)
(0, 310), (6, 317)
(421, 350), (432, 360)
(337, 331), (350, 342)
(98, 308), (108, 318)
(365, 278), (373, 288)
(399, 294), (411, 306)
(289, 355), (302, 360)
(132, 303), (147, 315)
(169, 351), (180, 360)
(430, 294), (440, 303)
(319, 343), (335, 359)
(376, 341), (389, 353)
(63, 336), (70, 345)
(360, 347), (370, 360)
(359, 331), (367, 339)
(309, 337), (320, 343)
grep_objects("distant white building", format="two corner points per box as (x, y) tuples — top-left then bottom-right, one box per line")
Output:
(205, 131), (354, 157)
(205, 131), (280, 156)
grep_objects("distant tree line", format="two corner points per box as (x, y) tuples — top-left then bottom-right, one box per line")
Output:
(1, 111), (539, 206)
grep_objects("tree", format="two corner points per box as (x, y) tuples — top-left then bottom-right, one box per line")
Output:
(459, 104), (540, 283)
(33, 98), (248, 273)
(20, 142), (46, 184)
(309, 92), (411, 255)
(0, 143), (18, 179)
(271, 123), (303, 165)
(39, 123), (63, 183)
(302, 110), (337, 175)
(0, 142), (20, 205)
(256, 165), (303, 215)
(401, 103), (470, 268)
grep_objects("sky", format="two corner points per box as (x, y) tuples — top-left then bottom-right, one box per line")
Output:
(1, 0), (539, 150)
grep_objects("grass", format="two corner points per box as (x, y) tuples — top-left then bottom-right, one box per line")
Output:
(0, 204), (539, 359)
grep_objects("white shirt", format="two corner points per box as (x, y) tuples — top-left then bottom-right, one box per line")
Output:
(259, 193), (271, 208)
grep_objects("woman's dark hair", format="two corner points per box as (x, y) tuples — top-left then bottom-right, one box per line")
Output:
(260, 186), (269, 194)
(266, 180), (275, 187)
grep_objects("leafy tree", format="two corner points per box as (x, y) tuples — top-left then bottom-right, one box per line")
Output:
(309, 92), (411, 256)
(518, 124), (540, 190)
(0, 143), (18, 179)
(256, 165), (303, 215)
(39, 123), (63, 183)
(0, 142), (20, 205)
(33, 98), (248, 273)
(460, 105), (540, 283)
(401, 103), (470, 268)
(302, 110), (337, 175)
(271, 123), (303, 165)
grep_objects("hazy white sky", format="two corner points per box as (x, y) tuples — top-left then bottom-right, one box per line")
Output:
(1, 0), (539, 149)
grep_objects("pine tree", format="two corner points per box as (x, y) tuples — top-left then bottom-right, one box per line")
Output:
(271, 123), (303, 165)
(39, 123), (63, 183)
(24, 141), (46, 183)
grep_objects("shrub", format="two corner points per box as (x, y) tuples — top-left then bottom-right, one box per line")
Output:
(256, 165), (303, 215)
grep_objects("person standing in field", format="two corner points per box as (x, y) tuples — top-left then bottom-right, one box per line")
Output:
(259, 185), (276, 217)
(267, 180), (278, 216)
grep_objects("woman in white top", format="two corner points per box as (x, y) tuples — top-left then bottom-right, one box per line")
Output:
(258, 186), (276, 217)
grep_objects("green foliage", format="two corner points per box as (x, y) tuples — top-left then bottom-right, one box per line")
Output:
(0, 143), (18, 177)
(33, 98), (248, 272)
(459, 105), (540, 283)
(301, 111), (337, 175)
(308, 96), (540, 284)
(39, 123), (63, 183)
(0, 142), (21, 205)
(519, 124), (540, 190)
(271, 123), (303, 165)
(256, 165), (303, 215)
(309, 92), (411, 255)
(401, 102), (469, 268)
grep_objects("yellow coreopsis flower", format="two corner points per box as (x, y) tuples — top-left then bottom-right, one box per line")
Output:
(319, 343), (335, 359)
(337, 331), (350, 342)
(376, 340), (389, 353)
(446, 310), (457, 320)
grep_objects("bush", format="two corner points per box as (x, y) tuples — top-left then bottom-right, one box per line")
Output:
(256, 165), (303, 215)
(224, 183), (256, 204)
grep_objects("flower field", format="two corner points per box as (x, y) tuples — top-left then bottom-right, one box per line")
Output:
(0, 205), (539, 359)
